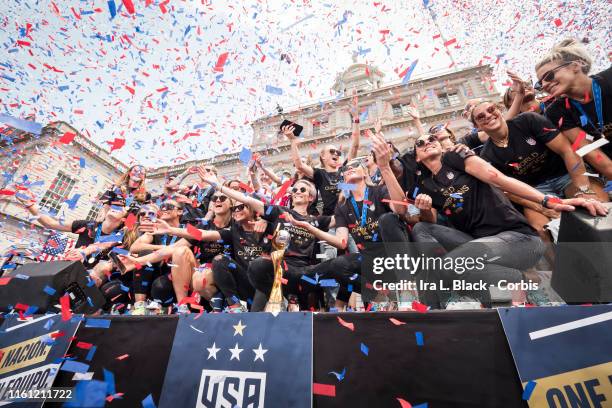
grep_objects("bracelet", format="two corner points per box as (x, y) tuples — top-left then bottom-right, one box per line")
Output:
(541, 195), (552, 209)
(24, 202), (36, 209)
(573, 189), (595, 198)
(353, 119), (360, 124)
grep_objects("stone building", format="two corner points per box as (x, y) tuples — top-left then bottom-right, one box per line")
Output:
(147, 63), (499, 191)
(0, 121), (127, 256)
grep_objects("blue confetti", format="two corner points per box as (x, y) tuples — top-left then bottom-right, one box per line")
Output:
(318, 279), (338, 287)
(415, 331), (424, 346)
(142, 394), (157, 408)
(85, 318), (111, 328)
(265, 85), (283, 95)
(43, 285), (56, 296)
(360, 342), (369, 356)
(107, 0), (117, 19)
(0, 113), (43, 135)
(103, 368), (116, 396)
(301, 275), (318, 285)
(239, 147), (252, 165)
(60, 360), (90, 373)
(79, 157), (86, 168)
(328, 367), (346, 381)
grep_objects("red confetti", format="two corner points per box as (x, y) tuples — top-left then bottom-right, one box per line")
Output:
(336, 316), (355, 331)
(122, 0), (135, 14)
(443, 38), (457, 47)
(571, 131), (587, 152)
(107, 138), (126, 152)
(214, 52), (229, 72)
(389, 318), (406, 326)
(76, 342), (93, 350)
(396, 398), (413, 408)
(50, 331), (65, 339)
(313, 383), (336, 397)
(272, 180), (293, 204)
(124, 212), (137, 229)
(0, 277), (12, 286)
(187, 223), (203, 241)
(411, 301), (428, 313)
(58, 132), (76, 144)
(60, 294), (72, 321)
(553, 18), (562, 27)
(116, 354), (129, 360)
(0, 190), (16, 196)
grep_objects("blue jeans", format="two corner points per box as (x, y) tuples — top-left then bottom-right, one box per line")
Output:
(534, 173), (573, 198)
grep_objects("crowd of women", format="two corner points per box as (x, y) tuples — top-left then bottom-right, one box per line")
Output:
(15, 39), (611, 314)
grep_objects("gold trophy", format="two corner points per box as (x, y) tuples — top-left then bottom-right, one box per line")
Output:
(264, 227), (291, 313)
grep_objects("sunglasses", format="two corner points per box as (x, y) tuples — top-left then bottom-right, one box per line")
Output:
(534, 62), (572, 91)
(203, 167), (215, 173)
(415, 135), (438, 148)
(160, 203), (178, 211)
(342, 161), (364, 172)
(291, 186), (308, 194)
(428, 124), (445, 134)
(211, 195), (228, 203)
(473, 105), (499, 123)
(138, 210), (157, 218)
(232, 204), (247, 212)
(328, 149), (342, 157)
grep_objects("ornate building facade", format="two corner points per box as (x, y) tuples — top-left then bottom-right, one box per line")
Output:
(0, 62), (499, 257)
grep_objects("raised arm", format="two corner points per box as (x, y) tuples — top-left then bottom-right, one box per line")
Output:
(129, 232), (163, 254)
(504, 71), (525, 120)
(255, 158), (282, 185)
(371, 131), (409, 215)
(463, 155), (607, 216)
(197, 168), (265, 214)
(165, 166), (197, 191)
(283, 125), (315, 179)
(348, 91), (361, 160)
(17, 199), (72, 232)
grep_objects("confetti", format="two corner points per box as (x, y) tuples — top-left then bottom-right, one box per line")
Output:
(313, 383), (336, 397)
(336, 316), (355, 331)
(522, 381), (537, 400)
(389, 318), (406, 326)
(85, 318), (111, 328)
(187, 224), (203, 241)
(415, 331), (424, 346)
(60, 294), (71, 321)
(360, 342), (369, 356)
(396, 398), (413, 408)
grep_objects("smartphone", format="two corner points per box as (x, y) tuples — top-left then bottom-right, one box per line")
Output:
(279, 120), (303, 137)
(109, 251), (127, 275)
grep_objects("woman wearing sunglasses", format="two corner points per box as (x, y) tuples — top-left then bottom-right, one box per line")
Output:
(282, 125), (343, 216)
(410, 132), (607, 308)
(535, 39), (612, 179)
(100, 164), (152, 214)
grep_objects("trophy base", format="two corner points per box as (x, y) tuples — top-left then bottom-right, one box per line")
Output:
(264, 301), (284, 313)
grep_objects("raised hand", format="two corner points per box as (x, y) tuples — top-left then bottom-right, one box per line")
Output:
(281, 125), (296, 140)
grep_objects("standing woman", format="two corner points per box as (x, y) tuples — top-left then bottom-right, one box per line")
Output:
(101, 164), (152, 213)
(411, 133), (607, 308)
(535, 39), (612, 179)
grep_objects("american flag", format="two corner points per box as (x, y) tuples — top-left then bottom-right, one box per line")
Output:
(38, 231), (76, 262)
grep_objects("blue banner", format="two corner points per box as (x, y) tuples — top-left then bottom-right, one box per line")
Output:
(0, 314), (81, 407)
(159, 312), (312, 408)
(498, 305), (612, 407)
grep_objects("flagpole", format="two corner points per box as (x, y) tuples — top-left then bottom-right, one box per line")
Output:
(424, 2), (457, 70)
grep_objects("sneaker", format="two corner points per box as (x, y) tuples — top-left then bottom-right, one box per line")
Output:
(525, 289), (564, 307)
(131, 301), (147, 316)
(176, 304), (190, 315)
(146, 300), (162, 315)
(444, 295), (482, 310)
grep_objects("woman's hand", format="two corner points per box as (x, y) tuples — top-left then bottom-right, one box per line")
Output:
(248, 219), (268, 233)
(548, 197), (609, 217)
(371, 132), (392, 168)
(197, 165), (218, 185)
(507, 70), (526, 95)
(284, 213), (311, 230)
(414, 194), (433, 211)
(281, 125), (296, 140)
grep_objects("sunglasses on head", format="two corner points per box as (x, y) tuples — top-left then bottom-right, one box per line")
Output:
(138, 210), (157, 218)
(342, 160), (363, 172)
(534, 62), (572, 91)
(160, 203), (178, 211)
(232, 204), (247, 212)
(291, 186), (308, 194)
(328, 149), (342, 157)
(473, 105), (499, 123)
(211, 195), (228, 203)
(428, 124), (445, 134)
(415, 135), (438, 148)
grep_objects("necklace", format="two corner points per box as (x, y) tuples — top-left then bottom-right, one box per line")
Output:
(492, 135), (509, 148)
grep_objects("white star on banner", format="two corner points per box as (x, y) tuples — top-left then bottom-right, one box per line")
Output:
(233, 320), (247, 336)
(252, 343), (268, 362)
(207, 342), (220, 360)
(229, 343), (243, 361)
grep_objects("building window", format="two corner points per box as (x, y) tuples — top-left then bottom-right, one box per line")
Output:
(438, 92), (461, 108)
(39, 171), (76, 215)
(312, 118), (328, 137)
(392, 104), (404, 117)
(86, 202), (103, 222)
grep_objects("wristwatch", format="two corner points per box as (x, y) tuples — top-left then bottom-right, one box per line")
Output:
(353, 119), (360, 124)
(541, 195), (553, 209)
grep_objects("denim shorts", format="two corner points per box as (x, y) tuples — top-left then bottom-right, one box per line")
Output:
(535, 173), (573, 198)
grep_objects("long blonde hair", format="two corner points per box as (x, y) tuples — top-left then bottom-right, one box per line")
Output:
(115, 165), (148, 203)
(535, 39), (592, 74)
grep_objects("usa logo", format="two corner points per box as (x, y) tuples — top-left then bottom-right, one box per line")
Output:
(525, 137), (536, 146)
(197, 369), (266, 408)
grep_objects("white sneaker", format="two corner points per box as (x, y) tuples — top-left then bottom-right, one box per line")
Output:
(445, 296), (482, 310)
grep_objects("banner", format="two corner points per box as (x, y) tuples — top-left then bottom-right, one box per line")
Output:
(50, 316), (178, 408)
(498, 305), (612, 408)
(0, 314), (80, 408)
(159, 313), (312, 408)
(313, 310), (525, 408)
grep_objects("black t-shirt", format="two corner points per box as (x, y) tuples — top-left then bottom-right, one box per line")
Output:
(313, 168), (341, 216)
(218, 221), (272, 270)
(262, 205), (332, 266)
(71, 220), (120, 248)
(479, 112), (567, 186)
(188, 221), (229, 264)
(416, 151), (536, 238)
(333, 185), (391, 249)
(457, 128), (484, 151)
(545, 66), (612, 156)
(100, 187), (151, 214)
(398, 152), (418, 198)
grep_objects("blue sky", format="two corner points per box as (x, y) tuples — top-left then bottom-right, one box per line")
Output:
(1, 0), (610, 167)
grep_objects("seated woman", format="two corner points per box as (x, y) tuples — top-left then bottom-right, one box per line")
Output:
(100, 164), (152, 214)
(411, 133), (607, 308)
(472, 100), (608, 253)
(119, 188), (266, 313)
(535, 38), (612, 179)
